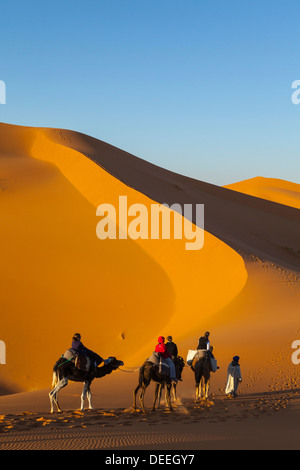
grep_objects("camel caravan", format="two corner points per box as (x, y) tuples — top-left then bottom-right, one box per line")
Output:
(50, 332), (241, 414)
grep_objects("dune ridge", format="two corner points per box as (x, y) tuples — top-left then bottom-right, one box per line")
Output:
(225, 177), (300, 210)
(43, 127), (300, 272)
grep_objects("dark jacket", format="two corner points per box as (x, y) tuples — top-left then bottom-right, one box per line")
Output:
(197, 336), (209, 350)
(166, 341), (178, 358)
(72, 340), (89, 356)
(72, 340), (103, 365)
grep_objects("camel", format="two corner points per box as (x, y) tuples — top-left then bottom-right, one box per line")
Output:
(158, 356), (185, 407)
(49, 356), (123, 413)
(192, 353), (211, 401)
(133, 356), (185, 413)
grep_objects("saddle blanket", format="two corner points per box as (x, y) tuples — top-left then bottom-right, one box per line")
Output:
(63, 348), (77, 361)
(63, 349), (91, 371)
(147, 352), (170, 376)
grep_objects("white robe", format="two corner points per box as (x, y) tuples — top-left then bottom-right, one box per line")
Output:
(225, 362), (242, 395)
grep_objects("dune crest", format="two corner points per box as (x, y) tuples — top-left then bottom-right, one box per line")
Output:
(225, 177), (300, 210)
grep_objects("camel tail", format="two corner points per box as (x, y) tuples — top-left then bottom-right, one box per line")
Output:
(51, 361), (60, 389)
(138, 363), (146, 388)
(51, 371), (58, 389)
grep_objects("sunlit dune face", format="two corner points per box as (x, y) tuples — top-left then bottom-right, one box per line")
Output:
(0, 124), (247, 391)
(225, 177), (300, 210)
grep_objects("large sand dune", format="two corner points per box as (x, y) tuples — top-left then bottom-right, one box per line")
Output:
(0, 123), (247, 392)
(0, 122), (299, 449)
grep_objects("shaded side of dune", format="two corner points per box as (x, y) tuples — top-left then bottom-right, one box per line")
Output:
(44, 128), (300, 272)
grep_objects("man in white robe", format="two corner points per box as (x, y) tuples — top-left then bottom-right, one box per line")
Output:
(225, 356), (242, 397)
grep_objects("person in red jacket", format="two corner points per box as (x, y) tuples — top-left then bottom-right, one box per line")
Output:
(155, 336), (177, 382)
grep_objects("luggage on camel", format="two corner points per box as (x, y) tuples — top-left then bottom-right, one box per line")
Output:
(187, 349), (197, 365)
(210, 357), (218, 373)
(187, 348), (218, 372)
(147, 352), (160, 365)
(187, 349), (206, 365)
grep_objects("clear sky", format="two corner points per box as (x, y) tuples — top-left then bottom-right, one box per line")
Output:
(0, 0), (299, 186)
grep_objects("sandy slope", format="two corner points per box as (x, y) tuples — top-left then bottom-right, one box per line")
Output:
(0, 123), (246, 392)
(225, 177), (300, 210)
(45, 127), (300, 271)
(0, 122), (299, 450)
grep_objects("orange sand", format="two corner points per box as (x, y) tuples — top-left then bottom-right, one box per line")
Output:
(0, 123), (247, 392)
(225, 176), (300, 210)
(0, 122), (299, 450)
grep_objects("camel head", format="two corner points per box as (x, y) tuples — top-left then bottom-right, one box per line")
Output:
(95, 357), (124, 378)
(106, 357), (124, 370)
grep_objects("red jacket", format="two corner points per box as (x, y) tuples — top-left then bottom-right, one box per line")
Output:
(155, 338), (171, 359)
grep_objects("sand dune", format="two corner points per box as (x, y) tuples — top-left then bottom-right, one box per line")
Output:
(225, 177), (300, 210)
(0, 122), (299, 450)
(43, 127), (300, 271)
(0, 122), (246, 392)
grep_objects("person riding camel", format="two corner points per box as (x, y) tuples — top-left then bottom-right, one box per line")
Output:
(166, 336), (178, 358)
(166, 335), (183, 381)
(197, 331), (211, 351)
(71, 333), (103, 370)
(155, 336), (177, 383)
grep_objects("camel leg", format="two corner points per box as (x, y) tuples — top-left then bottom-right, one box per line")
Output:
(195, 383), (200, 402)
(133, 385), (140, 411)
(139, 386), (147, 414)
(87, 387), (93, 410)
(205, 378), (210, 399)
(172, 383), (177, 402)
(49, 377), (68, 413)
(81, 381), (93, 411)
(158, 384), (163, 409)
(152, 383), (160, 411)
(166, 384), (173, 411)
(201, 376), (206, 399)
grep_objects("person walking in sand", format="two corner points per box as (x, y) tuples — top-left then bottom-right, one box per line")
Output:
(225, 356), (242, 398)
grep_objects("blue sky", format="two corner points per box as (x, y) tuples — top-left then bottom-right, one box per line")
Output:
(1, 0), (299, 185)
